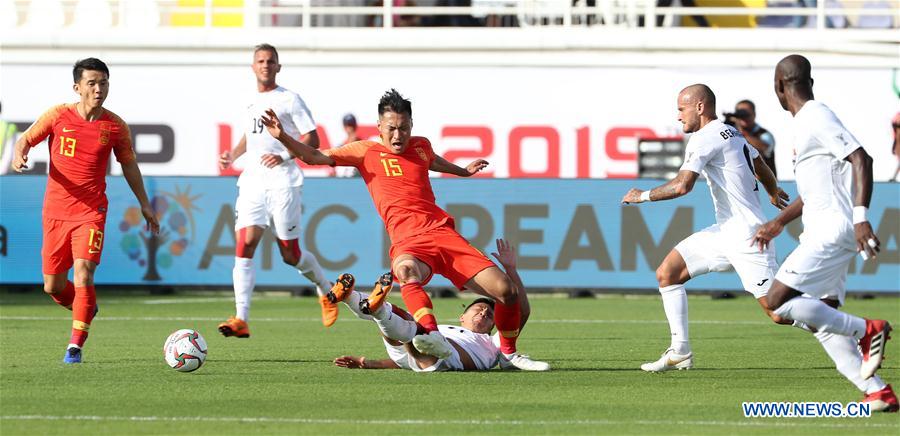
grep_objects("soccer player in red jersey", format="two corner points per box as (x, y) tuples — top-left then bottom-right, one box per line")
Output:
(261, 89), (548, 370)
(11, 58), (159, 364)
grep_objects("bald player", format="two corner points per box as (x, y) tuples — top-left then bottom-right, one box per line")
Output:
(622, 84), (790, 372)
(752, 55), (896, 412)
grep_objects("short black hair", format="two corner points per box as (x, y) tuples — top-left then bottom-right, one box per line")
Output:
(463, 297), (495, 314)
(254, 43), (279, 63)
(736, 99), (756, 112)
(378, 88), (412, 117)
(73, 58), (109, 83)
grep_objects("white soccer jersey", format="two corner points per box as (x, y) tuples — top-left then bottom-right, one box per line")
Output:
(680, 119), (767, 239)
(237, 86), (316, 190)
(790, 100), (862, 250)
(439, 325), (500, 370)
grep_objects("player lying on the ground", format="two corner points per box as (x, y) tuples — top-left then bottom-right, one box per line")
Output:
(331, 238), (546, 371)
(334, 293), (501, 371)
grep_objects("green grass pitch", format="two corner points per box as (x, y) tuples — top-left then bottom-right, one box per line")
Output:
(1, 291), (898, 435)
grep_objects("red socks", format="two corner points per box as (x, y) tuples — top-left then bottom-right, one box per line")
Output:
(70, 285), (97, 348)
(400, 282), (438, 333)
(50, 281), (76, 309)
(495, 300), (522, 354)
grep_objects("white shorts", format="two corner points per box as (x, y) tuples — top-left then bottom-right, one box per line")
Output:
(675, 224), (778, 299)
(234, 186), (303, 240)
(775, 241), (854, 305)
(382, 340), (464, 372)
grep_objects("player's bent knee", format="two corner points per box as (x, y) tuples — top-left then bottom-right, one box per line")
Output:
(766, 311), (792, 325)
(280, 252), (300, 266)
(43, 282), (64, 295)
(493, 277), (517, 305)
(394, 264), (419, 284)
(656, 266), (678, 288)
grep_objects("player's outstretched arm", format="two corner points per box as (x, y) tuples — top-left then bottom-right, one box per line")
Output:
(753, 155), (789, 209)
(260, 109), (334, 166)
(490, 238), (531, 329)
(621, 170), (699, 204)
(846, 148), (880, 258)
(334, 355), (400, 370)
(430, 155), (488, 177)
(121, 160), (160, 234)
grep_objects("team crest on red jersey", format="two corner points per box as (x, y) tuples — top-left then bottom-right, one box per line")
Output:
(415, 148), (428, 162)
(98, 121), (114, 145)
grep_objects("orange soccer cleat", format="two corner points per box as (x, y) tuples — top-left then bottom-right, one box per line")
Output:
(326, 273), (356, 304)
(361, 272), (394, 315)
(218, 316), (250, 338)
(319, 295), (339, 327)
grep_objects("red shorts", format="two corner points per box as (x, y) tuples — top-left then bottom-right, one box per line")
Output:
(42, 217), (107, 274)
(389, 225), (496, 290)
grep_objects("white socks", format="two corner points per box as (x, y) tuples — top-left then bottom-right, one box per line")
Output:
(772, 296), (866, 339)
(660, 284), (690, 354)
(341, 290), (417, 342)
(373, 303), (417, 343)
(233, 257), (255, 321)
(341, 291), (373, 321)
(816, 331), (887, 394)
(295, 250), (329, 296)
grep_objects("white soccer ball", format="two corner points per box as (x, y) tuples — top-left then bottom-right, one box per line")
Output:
(163, 329), (208, 372)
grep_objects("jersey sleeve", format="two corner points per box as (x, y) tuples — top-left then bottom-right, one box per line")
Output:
(290, 94), (317, 135)
(680, 138), (717, 174)
(21, 104), (67, 147)
(746, 141), (761, 159)
(814, 109), (862, 160)
(324, 141), (371, 167)
(111, 117), (136, 164)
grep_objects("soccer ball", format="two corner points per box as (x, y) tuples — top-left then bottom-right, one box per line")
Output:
(163, 329), (207, 372)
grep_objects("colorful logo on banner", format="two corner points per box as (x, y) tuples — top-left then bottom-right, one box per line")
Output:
(118, 185), (201, 281)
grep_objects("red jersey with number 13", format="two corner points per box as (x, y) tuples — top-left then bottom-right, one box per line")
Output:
(21, 103), (135, 222)
(325, 137), (453, 244)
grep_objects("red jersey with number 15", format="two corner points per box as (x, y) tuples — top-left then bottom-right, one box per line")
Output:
(325, 137), (453, 244)
(21, 104), (135, 221)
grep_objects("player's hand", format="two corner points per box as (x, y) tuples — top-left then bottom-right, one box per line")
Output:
(141, 205), (160, 234)
(854, 222), (880, 259)
(333, 355), (366, 369)
(770, 187), (790, 210)
(219, 151), (233, 169)
(465, 159), (489, 176)
(752, 220), (783, 252)
(260, 109), (284, 140)
(621, 188), (645, 204)
(490, 238), (517, 269)
(260, 153), (284, 168)
(12, 152), (28, 173)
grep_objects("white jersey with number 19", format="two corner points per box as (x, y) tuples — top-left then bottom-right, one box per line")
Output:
(238, 86), (316, 190)
(680, 119), (767, 240)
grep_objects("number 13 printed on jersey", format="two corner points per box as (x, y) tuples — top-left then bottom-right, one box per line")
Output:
(59, 136), (76, 157)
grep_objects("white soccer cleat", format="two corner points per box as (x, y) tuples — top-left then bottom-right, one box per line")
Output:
(641, 348), (693, 372)
(499, 353), (550, 371)
(412, 331), (453, 360)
